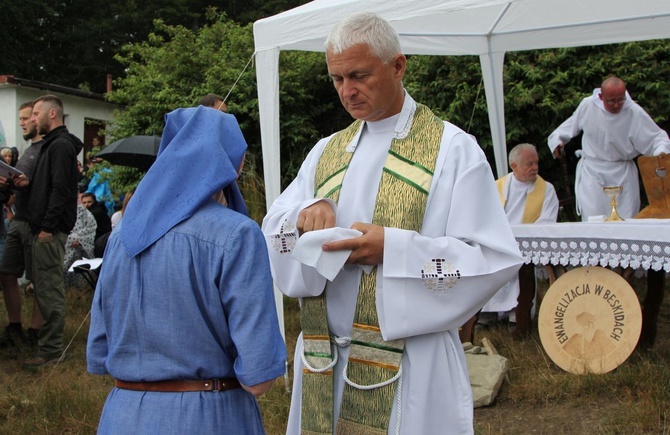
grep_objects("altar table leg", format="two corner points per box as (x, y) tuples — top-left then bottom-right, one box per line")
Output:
(513, 263), (536, 339)
(638, 270), (665, 349)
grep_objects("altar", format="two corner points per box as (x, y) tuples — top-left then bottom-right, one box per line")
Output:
(511, 219), (670, 348)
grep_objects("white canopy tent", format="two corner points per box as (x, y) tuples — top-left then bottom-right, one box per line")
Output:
(253, 0), (670, 335)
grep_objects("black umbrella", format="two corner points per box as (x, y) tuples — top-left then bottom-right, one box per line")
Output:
(96, 135), (161, 171)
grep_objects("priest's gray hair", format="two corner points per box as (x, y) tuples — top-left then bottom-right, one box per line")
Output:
(508, 143), (537, 167)
(325, 12), (401, 63)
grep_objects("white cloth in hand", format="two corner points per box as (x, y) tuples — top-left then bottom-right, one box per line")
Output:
(291, 228), (363, 281)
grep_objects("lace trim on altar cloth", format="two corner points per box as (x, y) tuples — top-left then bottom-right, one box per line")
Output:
(516, 237), (670, 272)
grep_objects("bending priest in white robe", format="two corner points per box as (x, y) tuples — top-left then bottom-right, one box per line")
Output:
(548, 76), (670, 220)
(482, 145), (559, 315)
(263, 92), (523, 434)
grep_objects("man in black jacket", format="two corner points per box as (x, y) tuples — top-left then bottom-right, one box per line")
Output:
(12, 95), (82, 370)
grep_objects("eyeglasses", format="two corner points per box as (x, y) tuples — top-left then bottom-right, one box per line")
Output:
(603, 96), (626, 105)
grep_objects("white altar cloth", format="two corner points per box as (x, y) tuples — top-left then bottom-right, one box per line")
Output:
(512, 219), (670, 272)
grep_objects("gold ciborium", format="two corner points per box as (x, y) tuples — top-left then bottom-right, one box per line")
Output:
(603, 186), (624, 222)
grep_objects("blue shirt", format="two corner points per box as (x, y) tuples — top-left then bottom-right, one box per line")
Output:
(87, 201), (286, 434)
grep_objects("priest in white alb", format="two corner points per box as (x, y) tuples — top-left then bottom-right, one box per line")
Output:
(262, 12), (523, 435)
(480, 143), (559, 336)
(548, 76), (670, 220)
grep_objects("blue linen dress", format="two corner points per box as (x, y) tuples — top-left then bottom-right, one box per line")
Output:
(87, 201), (287, 434)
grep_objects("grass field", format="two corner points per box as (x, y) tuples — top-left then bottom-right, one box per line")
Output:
(0, 275), (668, 434)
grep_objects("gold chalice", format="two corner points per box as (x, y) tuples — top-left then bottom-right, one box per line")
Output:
(603, 186), (624, 222)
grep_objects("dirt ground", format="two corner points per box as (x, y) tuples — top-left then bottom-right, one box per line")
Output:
(473, 278), (670, 434)
(1, 274), (666, 434)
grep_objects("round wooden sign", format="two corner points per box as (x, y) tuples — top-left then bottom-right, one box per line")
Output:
(538, 266), (642, 374)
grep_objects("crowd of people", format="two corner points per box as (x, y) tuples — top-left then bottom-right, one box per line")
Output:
(0, 97), (125, 366)
(0, 11), (668, 435)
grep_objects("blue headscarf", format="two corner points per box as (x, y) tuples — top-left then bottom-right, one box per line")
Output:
(120, 106), (248, 257)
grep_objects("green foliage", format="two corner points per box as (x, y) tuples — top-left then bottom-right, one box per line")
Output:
(0, 0), (44, 80)
(405, 39), (670, 196)
(6, 2), (670, 203)
(277, 51), (345, 185)
(238, 153), (268, 223)
(98, 164), (143, 198)
(107, 16), (246, 138)
(0, 0), (310, 93)
(106, 14), (343, 191)
(105, 16), (670, 202)
(0, 0), (206, 93)
(104, 14), (258, 195)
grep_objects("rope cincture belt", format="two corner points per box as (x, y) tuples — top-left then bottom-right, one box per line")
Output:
(114, 378), (241, 392)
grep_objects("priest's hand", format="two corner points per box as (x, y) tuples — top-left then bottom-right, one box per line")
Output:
(297, 200), (336, 234)
(323, 222), (384, 266)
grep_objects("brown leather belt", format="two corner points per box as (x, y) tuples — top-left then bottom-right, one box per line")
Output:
(114, 378), (241, 392)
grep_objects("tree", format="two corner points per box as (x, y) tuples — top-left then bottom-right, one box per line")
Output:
(0, 0), (45, 81)
(107, 12), (338, 155)
(104, 15), (670, 219)
(404, 39), (670, 200)
(104, 13), (341, 215)
(1, 0), (203, 93)
(0, 0), (310, 94)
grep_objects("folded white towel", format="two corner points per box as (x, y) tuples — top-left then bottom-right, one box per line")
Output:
(291, 228), (370, 281)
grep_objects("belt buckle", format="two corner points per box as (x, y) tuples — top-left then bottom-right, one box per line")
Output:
(211, 378), (222, 391)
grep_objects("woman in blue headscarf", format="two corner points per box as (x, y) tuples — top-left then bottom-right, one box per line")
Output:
(86, 106), (287, 434)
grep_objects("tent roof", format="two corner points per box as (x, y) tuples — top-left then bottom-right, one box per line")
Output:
(254, 0), (670, 180)
(254, 0), (670, 56)
(254, 0), (670, 175)
(252, 0), (670, 344)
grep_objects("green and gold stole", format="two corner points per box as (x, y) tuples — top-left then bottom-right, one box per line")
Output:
(496, 175), (547, 223)
(300, 104), (444, 435)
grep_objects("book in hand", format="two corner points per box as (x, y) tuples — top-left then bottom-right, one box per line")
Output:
(0, 160), (24, 179)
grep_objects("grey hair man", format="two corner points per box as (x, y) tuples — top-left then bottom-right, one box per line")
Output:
(479, 143), (559, 336)
(548, 76), (670, 220)
(262, 12), (522, 434)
